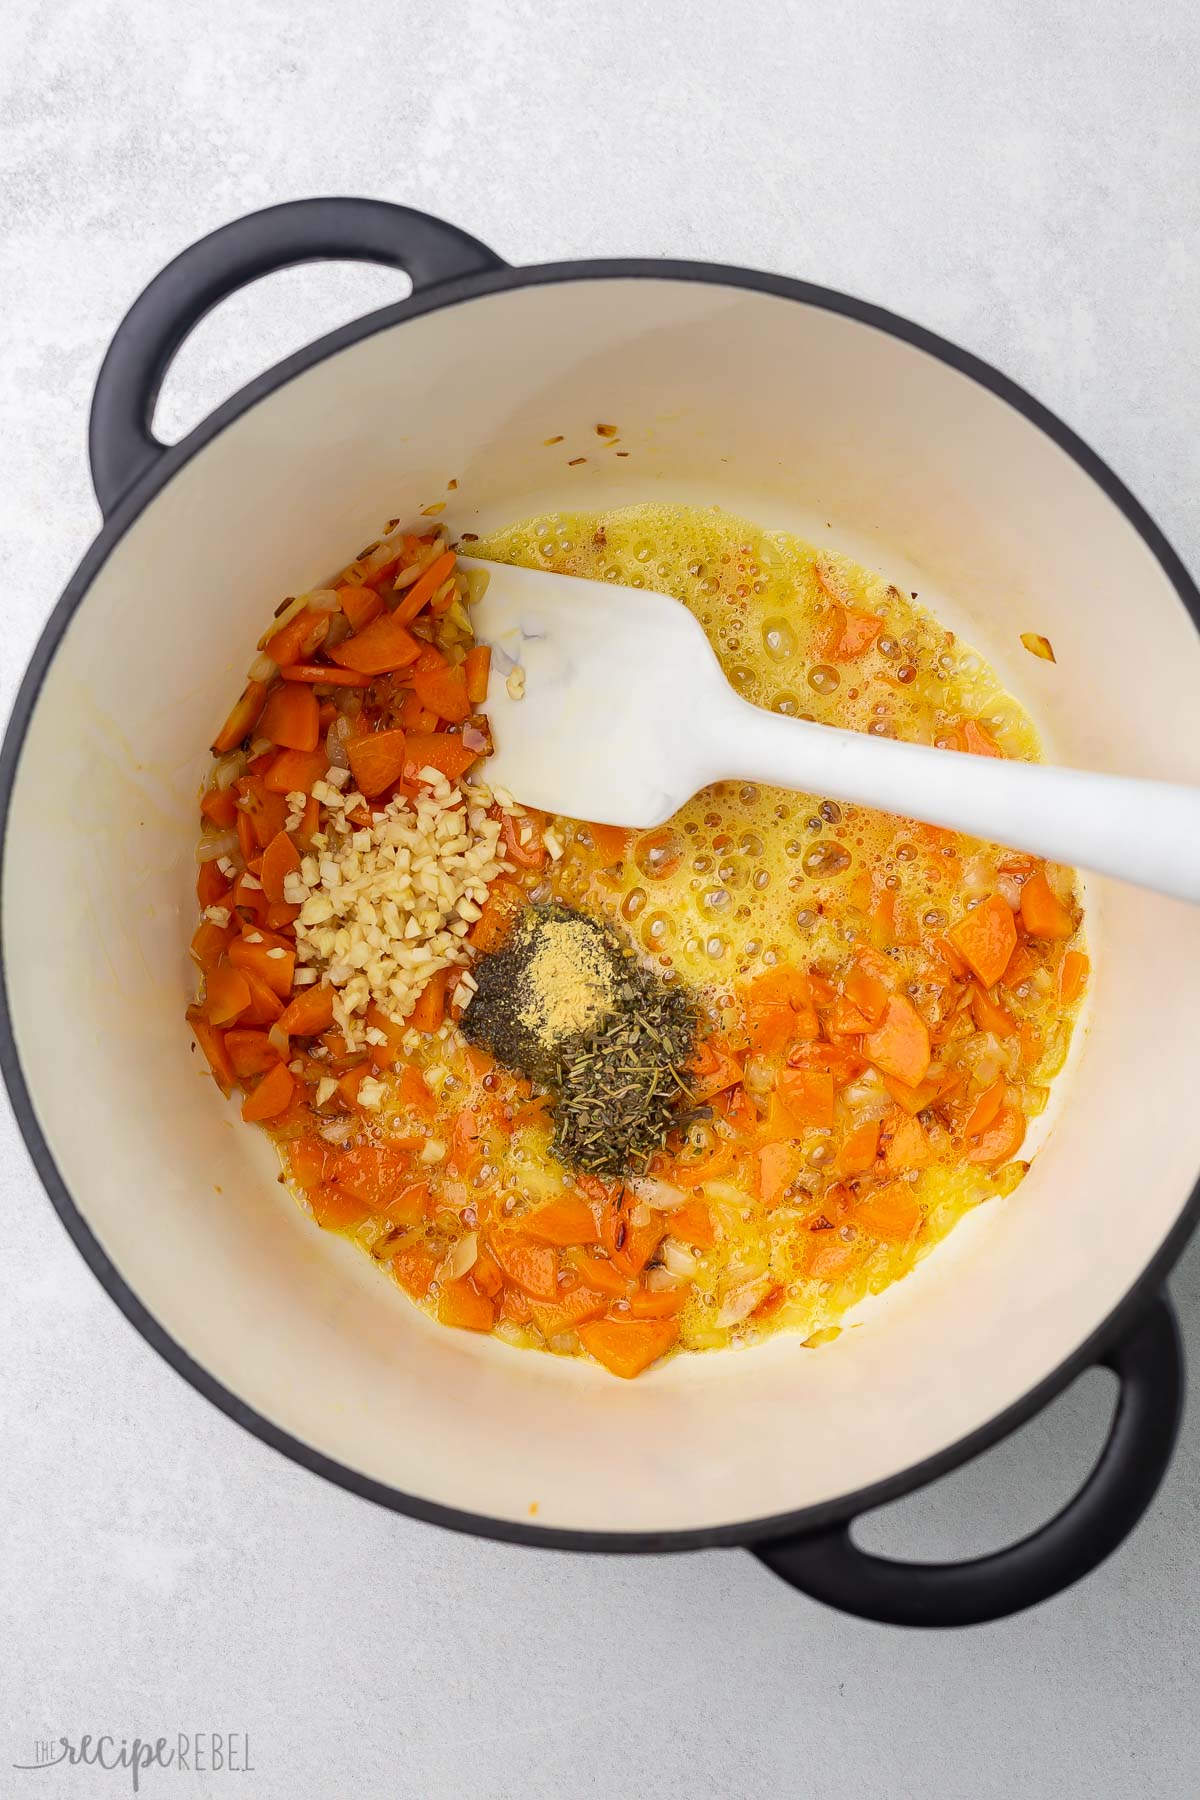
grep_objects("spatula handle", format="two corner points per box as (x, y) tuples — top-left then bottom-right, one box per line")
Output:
(714, 693), (1200, 904)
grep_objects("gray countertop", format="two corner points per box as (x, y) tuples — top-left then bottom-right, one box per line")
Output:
(2, 2), (1198, 1795)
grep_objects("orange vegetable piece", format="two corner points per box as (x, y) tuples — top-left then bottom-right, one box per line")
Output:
(259, 830), (301, 905)
(964, 1076), (1006, 1138)
(881, 1110), (932, 1173)
(863, 994), (931, 1087)
(836, 1117), (881, 1176)
(1059, 949), (1090, 1005)
(391, 1241), (440, 1299)
(463, 644), (491, 706)
(258, 682), (320, 752)
(412, 663), (471, 724)
(853, 1181), (922, 1243)
(668, 1199), (715, 1249)
(823, 603), (883, 660)
(212, 680), (268, 755)
(627, 1287), (687, 1319)
(196, 861), (230, 910)
(393, 550), (458, 627)
(971, 982), (1017, 1038)
(224, 1028), (280, 1079)
(578, 1316), (678, 1378)
(775, 1068), (835, 1130)
(669, 1140), (734, 1189)
(487, 1230), (560, 1301)
(758, 1141), (803, 1207)
(410, 966), (451, 1034)
(191, 918), (233, 972)
(347, 728), (409, 797)
(337, 583), (383, 632)
(187, 1007), (235, 1096)
(309, 1181), (373, 1231)
(205, 959), (252, 1027)
(501, 812), (547, 870)
(277, 984), (334, 1037)
(947, 895), (1018, 987)
(470, 878), (527, 954)
(844, 961), (888, 1028)
(239, 970), (284, 1025)
(241, 1061), (295, 1122)
(1020, 869), (1074, 939)
(568, 1252), (632, 1297)
(961, 719), (1003, 757)
(228, 936), (294, 999)
(522, 1199), (599, 1246)
(264, 608), (329, 668)
(688, 1033), (745, 1103)
(262, 747), (328, 794)
(403, 732), (478, 782)
(530, 1282), (610, 1337)
(586, 821), (629, 862)
(288, 1136), (334, 1191)
(328, 610), (421, 677)
(967, 1105), (1027, 1166)
(805, 1238), (861, 1280)
(437, 1276), (496, 1332)
(200, 787), (238, 829)
(398, 1064), (437, 1121)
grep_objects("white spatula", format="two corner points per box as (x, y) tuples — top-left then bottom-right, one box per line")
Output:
(463, 557), (1200, 905)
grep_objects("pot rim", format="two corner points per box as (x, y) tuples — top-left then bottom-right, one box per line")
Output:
(3, 253), (1198, 1553)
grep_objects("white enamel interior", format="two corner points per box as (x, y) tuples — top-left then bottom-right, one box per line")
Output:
(7, 276), (1200, 1536)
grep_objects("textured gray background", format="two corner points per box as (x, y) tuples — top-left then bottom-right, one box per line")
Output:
(2, 2), (1199, 1796)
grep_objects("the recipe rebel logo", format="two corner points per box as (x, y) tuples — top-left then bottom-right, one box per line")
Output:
(11, 1732), (255, 1791)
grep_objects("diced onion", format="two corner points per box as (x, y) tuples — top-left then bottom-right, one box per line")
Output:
(258, 592), (307, 648)
(443, 1232), (478, 1280)
(461, 723), (488, 754)
(644, 1267), (681, 1293)
(196, 829), (239, 863)
(715, 1281), (769, 1328)
(661, 1239), (699, 1280)
(305, 588), (343, 613)
(628, 1175), (687, 1212)
(213, 752), (246, 791)
(268, 1024), (290, 1058)
(248, 653), (278, 684)
(326, 715), (352, 769)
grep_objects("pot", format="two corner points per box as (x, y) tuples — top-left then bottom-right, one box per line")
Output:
(3, 199), (1195, 1628)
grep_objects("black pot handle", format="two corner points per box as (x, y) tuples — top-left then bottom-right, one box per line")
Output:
(753, 1292), (1182, 1627)
(88, 197), (507, 519)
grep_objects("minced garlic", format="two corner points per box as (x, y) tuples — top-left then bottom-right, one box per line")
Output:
(285, 774), (514, 1047)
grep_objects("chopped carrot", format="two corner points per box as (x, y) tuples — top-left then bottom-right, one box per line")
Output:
(688, 1034), (745, 1102)
(530, 1283), (610, 1337)
(787, 1041), (866, 1086)
(412, 664), (471, 724)
(836, 1117), (881, 1175)
(277, 984), (335, 1038)
(469, 1245), (504, 1297)
(310, 1181), (373, 1231)
(239, 970), (284, 1025)
(502, 812), (547, 870)
(758, 1141), (803, 1207)
(971, 982), (1017, 1038)
(863, 994), (931, 1087)
(260, 830), (301, 904)
(1059, 949), (1090, 1005)
(398, 1064), (437, 1120)
(336, 1065), (371, 1109)
(469, 879), (527, 954)
(337, 583), (383, 632)
(967, 1105), (1026, 1166)
(264, 608), (329, 668)
(588, 821), (631, 862)
(200, 787), (238, 829)
(362, 1003), (405, 1071)
(668, 1198), (715, 1249)
(464, 644), (491, 705)
(262, 747), (328, 794)
(204, 959), (252, 1027)
(258, 681), (320, 752)
(1002, 942), (1040, 987)
(288, 1137), (334, 1191)
(224, 1028), (280, 1079)
(277, 663), (372, 687)
(1020, 869), (1074, 939)
(347, 728), (409, 797)
(601, 1201), (666, 1278)
(568, 1251), (632, 1297)
(212, 680), (267, 754)
(823, 603), (883, 660)
(196, 861), (229, 910)
(410, 965), (451, 1034)
(521, 1199), (599, 1246)
(669, 1140), (733, 1189)
(402, 732), (478, 782)
(187, 1007), (235, 1096)
(775, 1068), (835, 1130)
(578, 1316), (678, 1378)
(228, 936), (295, 998)
(240, 1061), (295, 1122)
(487, 1230), (560, 1301)
(947, 894), (1018, 987)
(627, 1288), (687, 1319)
(1018, 1020), (1042, 1067)
(392, 550), (458, 627)
(965, 1076), (1006, 1138)
(804, 1238), (860, 1280)
(391, 1242), (440, 1299)
(829, 995), (876, 1036)
(853, 1181), (922, 1242)
(882, 1071), (941, 1115)
(961, 719), (1003, 757)
(844, 963), (888, 1027)
(437, 1276), (496, 1332)
(191, 918), (233, 971)
(328, 611), (421, 677)
(881, 1110), (932, 1173)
